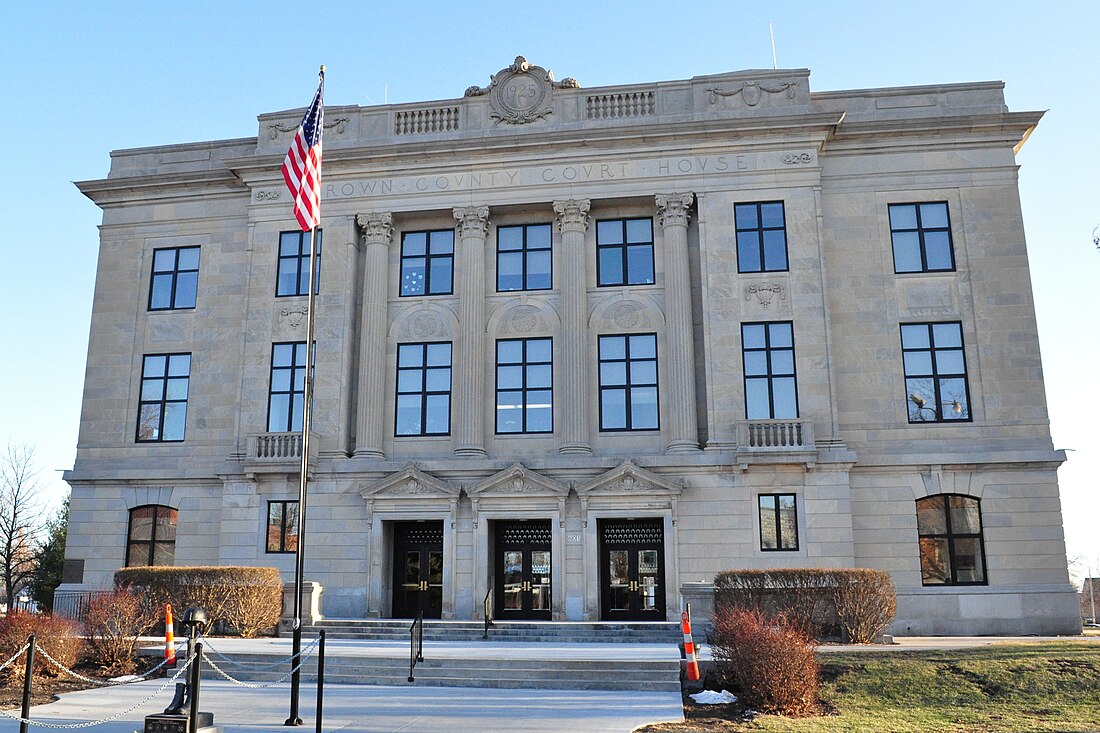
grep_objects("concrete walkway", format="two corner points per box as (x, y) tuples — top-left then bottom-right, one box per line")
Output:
(696, 634), (1099, 659)
(7, 679), (684, 733)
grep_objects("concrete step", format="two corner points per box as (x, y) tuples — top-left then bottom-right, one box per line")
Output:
(303, 619), (683, 644)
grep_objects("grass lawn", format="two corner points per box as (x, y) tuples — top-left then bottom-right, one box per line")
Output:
(638, 641), (1100, 733)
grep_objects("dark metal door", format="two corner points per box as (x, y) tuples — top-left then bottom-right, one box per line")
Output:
(599, 518), (665, 621)
(392, 521), (444, 619)
(495, 520), (552, 620)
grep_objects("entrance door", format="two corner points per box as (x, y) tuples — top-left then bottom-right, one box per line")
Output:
(495, 520), (552, 620)
(392, 521), (444, 619)
(599, 518), (665, 621)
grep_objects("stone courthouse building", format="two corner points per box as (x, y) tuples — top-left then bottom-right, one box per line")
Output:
(62, 58), (1080, 634)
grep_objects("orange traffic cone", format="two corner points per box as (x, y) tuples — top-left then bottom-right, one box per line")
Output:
(682, 606), (700, 682)
(165, 604), (176, 665)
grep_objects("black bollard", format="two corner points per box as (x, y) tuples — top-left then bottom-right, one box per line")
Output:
(285, 624), (303, 726)
(315, 631), (325, 733)
(19, 634), (36, 733)
(189, 642), (202, 733)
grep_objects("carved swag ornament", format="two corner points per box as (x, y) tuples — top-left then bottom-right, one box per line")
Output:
(465, 56), (579, 125)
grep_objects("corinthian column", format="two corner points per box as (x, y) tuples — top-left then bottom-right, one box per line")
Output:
(453, 205), (490, 457)
(656, 193), (700, 452)
(553, 199), (592, 454)
(354, 212), (394, 457)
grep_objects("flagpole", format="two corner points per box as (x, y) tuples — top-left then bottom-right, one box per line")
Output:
(286, 64), (324, 728)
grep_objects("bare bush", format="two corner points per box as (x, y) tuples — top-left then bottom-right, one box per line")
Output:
(833, 569), (897, 644)
(84, 587), (156, 674)
(709, 607), (820, 716)
(0, 612), (84, 685)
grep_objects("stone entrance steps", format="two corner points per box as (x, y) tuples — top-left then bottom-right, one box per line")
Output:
(202, 647), (681, 691)
(304, 618), (683, 644)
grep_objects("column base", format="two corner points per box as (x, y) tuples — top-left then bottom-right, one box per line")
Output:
(454, 446), (487, 457)
(666, 440), (702, 454)
(559, 443), (592, 455)
(353, 448), (386, 459)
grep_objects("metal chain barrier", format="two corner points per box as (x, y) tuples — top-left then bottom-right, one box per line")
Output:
(0, 653), (195, 729)
(35, 646), (179, 686)
(0, 642), (31, 674)
(201, 638), (319, 689)
(198, 635), (310, 671)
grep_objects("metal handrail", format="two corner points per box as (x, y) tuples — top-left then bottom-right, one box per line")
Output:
(408, 611), (424, 682)
(483, 585), (494, 640)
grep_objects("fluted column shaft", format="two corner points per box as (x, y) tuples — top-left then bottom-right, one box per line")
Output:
(554, 199), (592, 454)
(656, 193), (701, 452)
(453, 206), (490, 457)
(354, 212), (394, 457)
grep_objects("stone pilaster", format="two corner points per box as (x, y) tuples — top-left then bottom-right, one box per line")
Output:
(655, 193), (700, 452)
(553, 199), (592, 454)
(453, 206), (491, 457)
(353, 212), (394, 457)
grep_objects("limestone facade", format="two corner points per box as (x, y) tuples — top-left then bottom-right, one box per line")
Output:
(62, 59), (1079, 634)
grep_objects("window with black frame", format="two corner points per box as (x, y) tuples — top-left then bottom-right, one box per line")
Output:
(266, 500), (299, 553)
(758, 494), (798, 551)
(735, 202), (788, 273)
(497, 223), (552, 291)
(496, 337), (553, 434)
(149, 246), (200, 310)
(916, 494), (986, 585)
(267, 342), (310, 432)
(395, 342), (452, 436)
(889, 202), (954, 273)
(126, 505), (178, 567)
(276, 229), (322, 297)
(901, 322), (970, 423)
(742, 322), (798, 419)
(596, 218), (654, 286)
(598, 334), (659, 430)
(136, 353), (190, 442)
(400, 230), (454, 296)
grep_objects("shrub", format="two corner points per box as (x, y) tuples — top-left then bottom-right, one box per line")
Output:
(84, 587), (156, 674)
(115, 566), (283, 638)
(714, 568), (897, 641)
(833, 569), (897, 644)
(0, 612), (84, 685)
(709, 607), (819, 716)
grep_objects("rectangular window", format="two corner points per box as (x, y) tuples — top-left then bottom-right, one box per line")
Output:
(759, 494), (798, 551)
(596, 218), (654, 286)
(497, 223), (552, 291)
(137, 353), (190, 442)
(276, 230), (322, 297)
(735, 202), (788, 273)
(149, 246), (200, 310)
(889, 202), (954, 273)
(901, 322), (970, 423)
(395, 342), (452, 436)
(598, 334), (659, 431)
(742, 322), (798, 419)
(268, 342), (310, 432)
(266, 501), (299, 554)
(496, 338), (553, 434)
(401, 230), (454, 296)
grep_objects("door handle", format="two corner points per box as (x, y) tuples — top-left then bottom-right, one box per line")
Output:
(420, 580), (428, 591)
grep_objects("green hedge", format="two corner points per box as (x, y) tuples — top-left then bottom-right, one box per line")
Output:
(115, 566), (283, 638)
(714, 568), (896, 643)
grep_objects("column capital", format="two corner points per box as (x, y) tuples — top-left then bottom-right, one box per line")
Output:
(357, 212), (395, 246)
(553, 199), (591, 233)
(453, 205), (490, 239)
(655, 192), (695, 228)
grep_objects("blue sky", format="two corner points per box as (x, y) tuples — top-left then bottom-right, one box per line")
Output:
(2, 1), (1098, 578)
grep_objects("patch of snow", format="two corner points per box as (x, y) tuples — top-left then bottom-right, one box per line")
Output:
(108, 674), (142, 683)
(689, 689), (738, 704)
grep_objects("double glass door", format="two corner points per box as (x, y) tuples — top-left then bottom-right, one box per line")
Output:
(392, 521), (443, 619)
(599, 518), (665, 620)
(495, 520), (552, 620)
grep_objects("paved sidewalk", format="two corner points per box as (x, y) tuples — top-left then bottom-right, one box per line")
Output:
(8, 679), (684, 733)
(696, 634), (1099, 659)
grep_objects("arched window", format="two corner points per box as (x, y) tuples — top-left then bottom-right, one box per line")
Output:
(126, 505), (178, 567)
(915, 494), (986, 585)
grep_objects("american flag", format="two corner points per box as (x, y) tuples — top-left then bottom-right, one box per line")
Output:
(282, 71), (324, 231)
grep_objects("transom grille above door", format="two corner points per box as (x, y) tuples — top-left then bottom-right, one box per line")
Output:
(601, 519), (664, 545)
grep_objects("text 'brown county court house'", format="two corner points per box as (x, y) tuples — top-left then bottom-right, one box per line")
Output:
(61, 57), (1080, 635)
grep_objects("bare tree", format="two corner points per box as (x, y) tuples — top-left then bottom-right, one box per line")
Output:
(0, 444), (44, 608)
